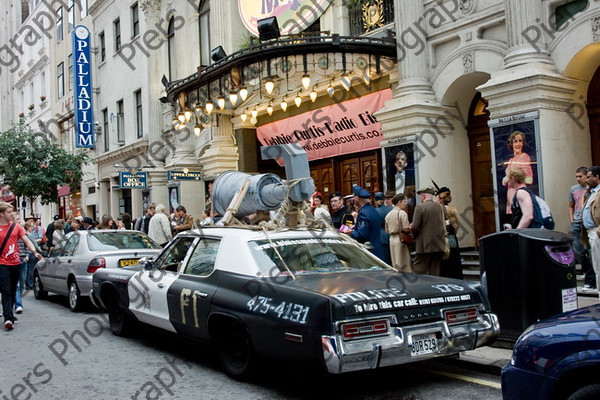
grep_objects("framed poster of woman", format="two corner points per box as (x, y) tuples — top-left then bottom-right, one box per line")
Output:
(489, 112), (542, 229)
(382, 142), (417, 221)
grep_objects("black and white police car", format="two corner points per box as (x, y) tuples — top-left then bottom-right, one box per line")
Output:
(90, 145), (499, 379)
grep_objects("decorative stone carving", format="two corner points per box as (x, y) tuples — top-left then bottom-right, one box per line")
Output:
(139, 0), (161, 15)
(463, 51), (474, 74)
(592, 15), (600, 42)
(459, 0), (475, 15)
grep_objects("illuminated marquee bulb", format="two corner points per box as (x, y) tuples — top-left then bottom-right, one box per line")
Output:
(240, 112), (247, 122)
(229, 92), (238, 107)
(177, 112), (185, 123)
(239, 87), (248, 101)
(327, 83), (335, 98)
(265, 79), (274, 95)
(294, 93), (302, 108)
(194, 125), (201, 136)
(217, 96), (226, 110)
(280, 99), (288, 112)
(184, 109), (192, 121)
(266, 103), (273, 116)
(251, 108), (258, 119)
(205, 102), (214, 114)
(310, 88), (317, 103)
(341, 74), (351, 91)
(301, 73), (311, 90)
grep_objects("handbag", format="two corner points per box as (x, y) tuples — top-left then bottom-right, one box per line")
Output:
(400, 228), (414, 244)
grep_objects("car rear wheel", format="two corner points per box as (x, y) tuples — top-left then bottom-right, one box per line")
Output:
(216, 322), (258, 380)
(107, 297), (135, 336)
(567, 384), (600, 400)
(33, 273), (47, 300)
(68, 280), (83, 312)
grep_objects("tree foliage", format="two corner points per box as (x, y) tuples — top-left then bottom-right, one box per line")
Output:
(0, 117), (90, 204)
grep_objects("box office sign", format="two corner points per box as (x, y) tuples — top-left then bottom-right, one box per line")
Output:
(238, 0), (332, 36)
(120, 172), (147, 189)
(73, 25), (95, 148)
(257, 89), (392, 162)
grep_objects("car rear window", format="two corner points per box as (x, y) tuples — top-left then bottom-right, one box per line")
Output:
(248, 237), (390, 276)
(87, 232), (161, 251)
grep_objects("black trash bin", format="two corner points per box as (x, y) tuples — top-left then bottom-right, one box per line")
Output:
(479, 229), (577, 343)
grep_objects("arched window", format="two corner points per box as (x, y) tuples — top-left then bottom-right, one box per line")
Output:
(199, 0), (210, 67)
(167, 16), (177, 80)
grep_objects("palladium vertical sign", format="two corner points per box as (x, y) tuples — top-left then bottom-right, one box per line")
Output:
(73, 25), (95, 148)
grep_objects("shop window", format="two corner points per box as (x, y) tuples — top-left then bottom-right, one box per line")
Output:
(348, 0), (394, 36)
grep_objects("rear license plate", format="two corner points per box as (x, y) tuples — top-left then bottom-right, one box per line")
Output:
(410, 333), (438, 356)
(119, 259), (139, 267)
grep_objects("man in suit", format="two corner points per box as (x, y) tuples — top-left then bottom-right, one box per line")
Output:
(411, 187), (446, 276)
(583, 166), (600, 298)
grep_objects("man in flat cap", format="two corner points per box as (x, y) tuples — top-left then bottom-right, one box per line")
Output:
(411, 186), (447, 276)
(348, 186), (384, 261)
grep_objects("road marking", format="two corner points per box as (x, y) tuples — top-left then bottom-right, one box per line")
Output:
(411, 365), (501, 389)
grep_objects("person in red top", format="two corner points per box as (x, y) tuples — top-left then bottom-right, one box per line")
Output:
(0, 202), (42, 330)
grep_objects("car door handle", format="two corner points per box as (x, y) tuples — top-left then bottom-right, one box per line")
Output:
(197, 292), (208, 298)
(157, 283), (165, 288)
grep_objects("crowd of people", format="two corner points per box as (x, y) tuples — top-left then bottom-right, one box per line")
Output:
(4, 163), (600, 331)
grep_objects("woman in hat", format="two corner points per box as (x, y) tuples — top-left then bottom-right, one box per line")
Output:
(385, 193), (412, 273)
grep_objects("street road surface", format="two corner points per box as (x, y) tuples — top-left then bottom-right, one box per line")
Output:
(1, 293), (502, 400)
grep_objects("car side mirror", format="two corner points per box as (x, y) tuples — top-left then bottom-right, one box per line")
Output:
(142, 258), (155, 270)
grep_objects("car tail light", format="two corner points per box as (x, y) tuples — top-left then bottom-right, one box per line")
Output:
(87, 257), (106, 273)
(445, 308), (478, 325)
(341, 319), (389, 340)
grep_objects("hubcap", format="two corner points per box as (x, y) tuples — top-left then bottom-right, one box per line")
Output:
(69, 283), (78, 308)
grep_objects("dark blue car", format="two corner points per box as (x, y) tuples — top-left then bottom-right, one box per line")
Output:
(501, 304), (600, 400)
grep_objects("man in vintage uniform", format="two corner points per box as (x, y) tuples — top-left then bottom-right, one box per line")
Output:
(411, 187), (446, 276)
(329, 191), (354, 230)
(349, 186), (384, 261)
(583, 166), (600, 298)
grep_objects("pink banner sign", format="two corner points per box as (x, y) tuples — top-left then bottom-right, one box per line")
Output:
(257, 89), (392, 161)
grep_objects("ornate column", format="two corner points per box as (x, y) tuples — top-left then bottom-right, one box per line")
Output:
(392, 0), (435, 99)
(503, 0), (552, 68)
(199, 115), (239, 179)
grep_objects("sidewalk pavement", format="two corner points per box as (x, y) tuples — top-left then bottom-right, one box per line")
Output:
(452, 292), (599, 376)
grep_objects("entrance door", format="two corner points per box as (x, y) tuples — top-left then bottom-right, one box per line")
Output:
(468, 93), (495, 242)
(310, 162), (334, 203)
(339, 153), (380, 196)
(588, 65), (600, 165)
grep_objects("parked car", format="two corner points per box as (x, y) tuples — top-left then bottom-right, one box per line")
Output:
(34, 230), (162, 311)
(502, 304), (600, 400)
(91, 226), (499, 379)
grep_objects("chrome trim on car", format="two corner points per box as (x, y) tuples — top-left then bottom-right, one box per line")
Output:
(322, 311), (499, 374)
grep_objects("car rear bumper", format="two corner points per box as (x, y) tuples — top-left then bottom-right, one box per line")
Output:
(321, 311), (499, 374)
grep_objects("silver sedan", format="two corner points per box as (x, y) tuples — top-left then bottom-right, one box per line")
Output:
(33, 229), (162, 311)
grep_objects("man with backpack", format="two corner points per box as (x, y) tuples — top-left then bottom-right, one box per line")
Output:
(507, 166), (554, 229)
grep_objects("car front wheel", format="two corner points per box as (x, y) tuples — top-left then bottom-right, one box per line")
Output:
(217, 322), (258, 380)
(33, 273), (47, 300)
(567, 384), (600, 400)
(68, 280), (83, 312)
